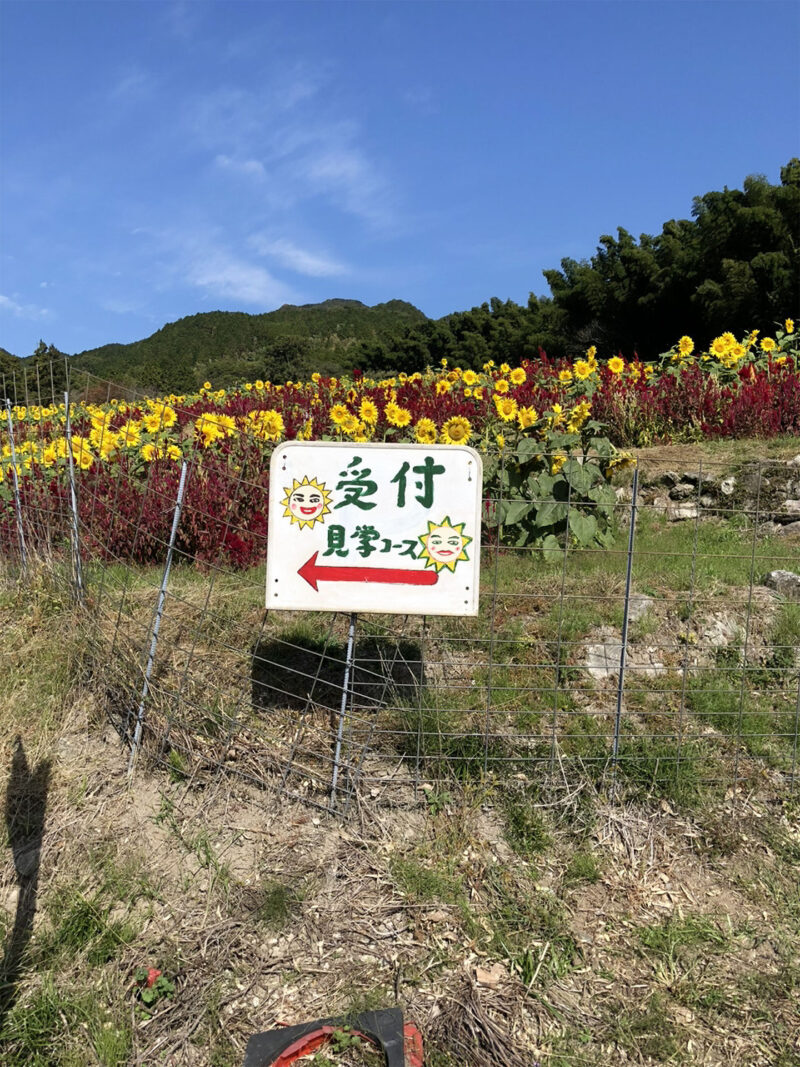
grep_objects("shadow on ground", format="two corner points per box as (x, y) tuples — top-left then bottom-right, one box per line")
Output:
(0, 737), (51, 1032)
(251, 632), (423, 714)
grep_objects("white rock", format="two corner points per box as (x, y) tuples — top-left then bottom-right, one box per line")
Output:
(764, 570), (800, 600)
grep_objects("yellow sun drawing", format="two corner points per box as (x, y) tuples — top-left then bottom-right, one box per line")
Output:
(418, 517), (472, 572)
(281, 475), (332, 529)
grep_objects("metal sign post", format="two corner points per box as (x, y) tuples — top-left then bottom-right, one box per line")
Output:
(266, 442), (483, 808)
(4, 399), (27, 575)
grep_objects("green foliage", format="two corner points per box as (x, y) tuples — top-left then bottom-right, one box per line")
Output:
(0, 977), (132, 1066)
(2, 163), (796, 397)
(563, 850), (601, 887)
(67, 300), (427, 393)
(502, 795), (552, 858)
(484, 418), (621, 554)
(134, 968), (176, 1011)
(254, 878), (304, 929)
(543, 159), (800, 356)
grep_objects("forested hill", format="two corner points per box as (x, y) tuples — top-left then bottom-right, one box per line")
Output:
(67, 299), (427, 392)
(3, 161), (798, 397)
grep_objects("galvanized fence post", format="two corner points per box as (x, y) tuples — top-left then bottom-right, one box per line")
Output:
(4, 398), (28, 576)
(63, 392), (85, 605)
(330, 612), (358, 811)
(610, 466), (639, 799)
(127, 460), (189, 778)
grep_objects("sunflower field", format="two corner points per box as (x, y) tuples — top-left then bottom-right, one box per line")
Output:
(1, 323), (797, 568)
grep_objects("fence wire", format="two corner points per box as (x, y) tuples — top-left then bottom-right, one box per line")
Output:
(2, 362), (799, 817)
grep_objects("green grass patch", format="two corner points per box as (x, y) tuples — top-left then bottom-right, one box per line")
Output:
(0, 976), (132, 1067)
(563, 849), (601, 887)
(615, 735), (715, 808)
(390, 856), (464, 904)
(250, 878), (306, 930)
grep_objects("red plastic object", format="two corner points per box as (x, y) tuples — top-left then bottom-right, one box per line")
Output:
(269, 1025), (369, 1065)
(403, 1022), (425, 1067)
(266, 1021), (424, 1065)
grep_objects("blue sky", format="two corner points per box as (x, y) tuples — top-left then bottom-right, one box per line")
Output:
(1, 0), (798, 358)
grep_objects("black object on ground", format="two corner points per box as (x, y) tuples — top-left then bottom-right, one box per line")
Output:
(242, 1007), (408, 1066)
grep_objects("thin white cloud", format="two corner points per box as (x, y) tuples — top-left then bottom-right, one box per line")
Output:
(250, 236), (347, 278)
(100, 297), (143, 316)
(0, 294), (49, 319)
(162, 1), (200, 42)
(187, 83), (396, 226)
(403, 87), (438, 115)
(301, 146), (391, 225)
(185, 249), (295, 307)
(110, 66), (154, 102)
(214, 154), (267, 180)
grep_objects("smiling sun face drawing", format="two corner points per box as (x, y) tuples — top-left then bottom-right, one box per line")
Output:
(282, 476), (332, 529)
(418, 517), (472, 572)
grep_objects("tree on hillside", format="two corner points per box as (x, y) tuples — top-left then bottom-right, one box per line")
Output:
(543, 159), (800, 356)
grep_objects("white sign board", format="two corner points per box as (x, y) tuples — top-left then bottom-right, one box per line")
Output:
(266, 442), (482, 616)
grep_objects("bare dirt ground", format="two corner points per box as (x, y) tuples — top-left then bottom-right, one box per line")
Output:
(3, 684), (796, 1067)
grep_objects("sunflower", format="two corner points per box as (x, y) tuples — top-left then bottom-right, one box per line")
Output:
(786, 319), (794, 335)
(195, 413), (235, 447)
(494, 378), (510, 394)
(142, 412), (165, 434)
(493, 395), (518, 422)
(247, 409), (285, 441)
(678, 335), (694, 357)
(558, 369), (573, 384)
(517, 405), (538, 430)
(440, 416), (472, 445)
(385, 402), (412, 427)
(509, 367), (526, 386)
(462, 370), (479, 386)
(329, 403), (350, 427)
(414, 418), (437, 444)
(573, 360), (594, 381)
(140, 442), (162, 462)
(359, 398), (378, 424)
(709, 335), (730, 358)
(436, 379), (453, 395)
(339, 413), (361, 435)
(760, 337), (777, 353)
(607, 356), (625, 375)
(550, 453), (567, 475)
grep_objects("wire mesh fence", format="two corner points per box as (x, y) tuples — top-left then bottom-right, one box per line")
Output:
(2, 361), (800, 818)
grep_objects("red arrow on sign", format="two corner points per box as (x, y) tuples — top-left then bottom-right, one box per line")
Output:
(297, 552), (439, 591)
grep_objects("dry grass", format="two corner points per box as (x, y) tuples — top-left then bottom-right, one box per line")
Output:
(1, 524), (800, 1065)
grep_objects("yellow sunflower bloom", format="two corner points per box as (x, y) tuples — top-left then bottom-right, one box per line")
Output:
(709, 336), (729, 358)
(517, 405), (538, 430)
(509, 367), (526, 386)
(573, 360), (593, 381)
(607, 356), (625, 375)
(329, 404), (349, 427)
(493, 395), (518, 422)
(359, 398), (378, 425)
(440, 416), (471, 445)
(385, 402), (412, 428)
(414, 418), (437, 444)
